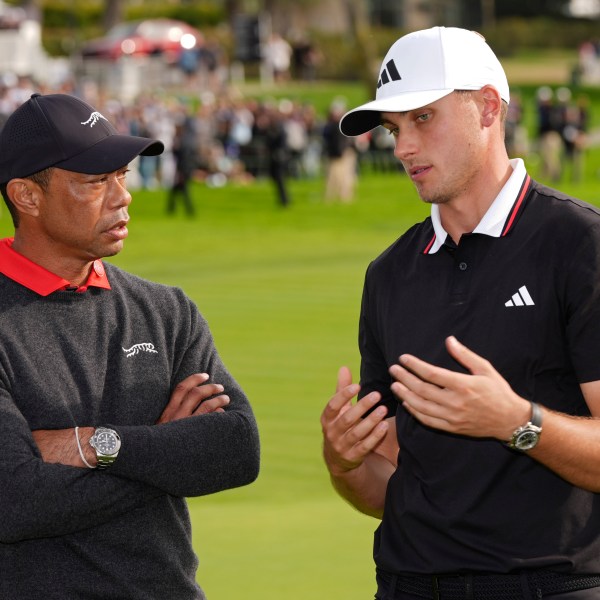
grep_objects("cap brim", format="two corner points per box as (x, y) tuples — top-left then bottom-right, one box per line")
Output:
(339, 89), (454, 136)
(55, 135), (164, 175)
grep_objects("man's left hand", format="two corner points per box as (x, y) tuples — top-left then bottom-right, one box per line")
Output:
(389, 336), (531, 441)
(157, 373), (230, 424)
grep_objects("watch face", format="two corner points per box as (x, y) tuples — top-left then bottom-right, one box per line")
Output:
(515, 430), (539, 451)
(94, 430), (120, 455)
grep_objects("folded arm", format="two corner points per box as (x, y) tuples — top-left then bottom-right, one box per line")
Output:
(0, 394), (165, 544)
(3, 313), (258, 543)
(33, 373), (232, 469)
(32, 357), (259, 499)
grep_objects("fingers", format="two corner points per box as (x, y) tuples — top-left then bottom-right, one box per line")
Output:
(323, 367), (383, 430)
(389, 365), (449, 427)
(391, 337), (495, 393)
(169, 372), (211, 403)
(392, 354), (457, 391)
(322, 366), (389, 474)
(323, 400), (389, 475)
(326, 390), (384, 433)
(336, 365), (353, 393)
(193, 394), (230, 415)
(158, 374), (230, 424)
(445, 336), (495, 376)
(389, 339), (518, 438)
(322, 367), (359, 425)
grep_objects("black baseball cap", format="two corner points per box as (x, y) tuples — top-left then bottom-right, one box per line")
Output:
(0, 93), (164, 184)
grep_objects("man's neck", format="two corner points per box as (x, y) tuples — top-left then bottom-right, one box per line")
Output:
(11, 235), (93, 287)
(438, 160), (513, 244)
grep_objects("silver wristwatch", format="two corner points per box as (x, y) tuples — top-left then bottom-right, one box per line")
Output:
(89, 427), (121, 469)
(507, 402), (542, 451)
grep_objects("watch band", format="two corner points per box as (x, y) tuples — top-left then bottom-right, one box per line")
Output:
(530, 401), (542, 428)
(507, 401), (543, 451)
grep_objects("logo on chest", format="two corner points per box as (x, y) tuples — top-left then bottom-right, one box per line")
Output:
(504, 285), (535, 308)
(122, 343), (158, 358)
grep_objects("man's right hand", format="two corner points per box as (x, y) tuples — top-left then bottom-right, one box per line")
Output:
(157, 373), (230, 424)
(320, 367), (397, 518)
(320, 366), (389, 476)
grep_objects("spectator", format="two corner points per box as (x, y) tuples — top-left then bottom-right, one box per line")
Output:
(282, 100), (309, 178)
(322, 99), (357, 202)
(292, 34), (322, 81)
(263, 33), (293, 83)
(166, 109), (198, 216)
(535, 86), (563, 182)
(265, 105), (291, 207)
(562, 92), (590, 183)
(504, 90), (527, 158)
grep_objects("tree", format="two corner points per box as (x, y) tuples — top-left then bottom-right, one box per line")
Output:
(494, 0), (571, 17)
(342, 0), (377, 96)
(103, 0), (125, 31)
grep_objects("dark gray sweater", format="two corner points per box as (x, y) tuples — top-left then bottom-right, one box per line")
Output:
(0, 263), (260, 599)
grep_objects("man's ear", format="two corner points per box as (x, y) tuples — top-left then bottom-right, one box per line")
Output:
(480, 85), (503, 127)
(6, 179), (43, 218)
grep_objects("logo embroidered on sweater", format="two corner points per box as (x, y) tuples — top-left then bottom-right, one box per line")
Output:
(81, 111), (108, 127)
(122, 343), (158, 357)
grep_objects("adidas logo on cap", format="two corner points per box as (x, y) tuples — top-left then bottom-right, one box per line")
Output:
(377, 59), (402, 89)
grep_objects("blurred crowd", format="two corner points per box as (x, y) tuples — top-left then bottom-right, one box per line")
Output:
(577, 39), (600, 86)
(0, 71), (399, 211)
(505, 85), (592, 184)
(0, 69), (596, 215)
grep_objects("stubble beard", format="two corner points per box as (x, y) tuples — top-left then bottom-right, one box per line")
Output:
(413, 182), (454, 206)
(413, 167), (474, 206)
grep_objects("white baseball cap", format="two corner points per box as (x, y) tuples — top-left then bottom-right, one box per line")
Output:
(339, 26), (510, 136)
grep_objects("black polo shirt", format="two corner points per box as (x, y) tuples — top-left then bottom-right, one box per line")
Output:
(360, 159), (600, 574)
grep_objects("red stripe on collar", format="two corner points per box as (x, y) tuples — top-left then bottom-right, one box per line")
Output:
(501, 174), (531, 237)
(423, 233), (436, 255)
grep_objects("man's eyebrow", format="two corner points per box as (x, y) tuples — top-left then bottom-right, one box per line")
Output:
(380, 110), (411, 127)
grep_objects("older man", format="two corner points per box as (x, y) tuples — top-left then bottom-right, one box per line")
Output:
(0, 93), (259, 599)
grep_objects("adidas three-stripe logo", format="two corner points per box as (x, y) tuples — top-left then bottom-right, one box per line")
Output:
(505, 286), (535, 307)
(377, 59), (401, 89)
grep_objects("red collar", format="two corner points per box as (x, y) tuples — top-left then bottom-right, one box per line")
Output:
(0, 237), (111, 296)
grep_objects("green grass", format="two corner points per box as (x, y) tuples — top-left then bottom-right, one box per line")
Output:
(2, 149), (600, 598)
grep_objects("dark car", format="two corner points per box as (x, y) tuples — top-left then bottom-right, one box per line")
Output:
(80, 18), (202, 61)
